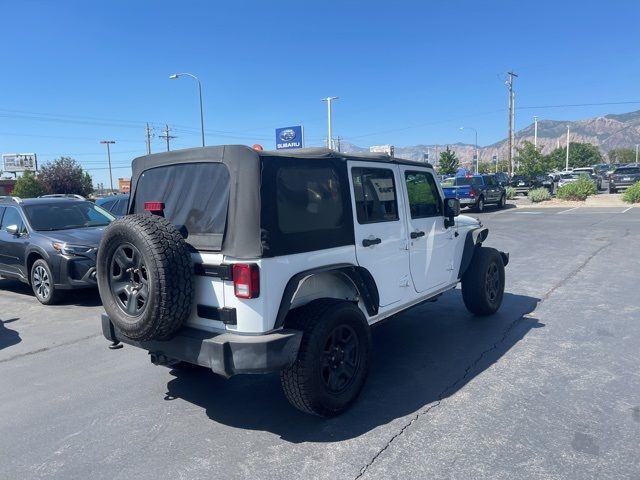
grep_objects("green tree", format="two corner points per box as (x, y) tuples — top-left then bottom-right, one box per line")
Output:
(477, 162), (494, 174)
(38, 157), (94, 196)
(438, 146), (459, 175)
(12, 171), (47, 198)
(514, 141), (552, 177)
(545, 142), (603, 170)
(608, 148), (635, 164)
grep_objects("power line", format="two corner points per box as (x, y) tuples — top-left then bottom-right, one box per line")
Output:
(158, 124), (176, 151)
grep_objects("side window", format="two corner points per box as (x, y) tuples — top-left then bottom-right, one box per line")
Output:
(486, 175), (496, 187)
(100, 200), (115, 212)
(276, 165), (344, 234)
(405, 171), (442, 218)
(0, 207), (25, 232)
(352, 167), (399, 224)
(113, 199), (128, 216)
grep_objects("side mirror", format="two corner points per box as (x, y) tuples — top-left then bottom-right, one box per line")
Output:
(444, 198), (460, 228)
(6, 224), (19, 236)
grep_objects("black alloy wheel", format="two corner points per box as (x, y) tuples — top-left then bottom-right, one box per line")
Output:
(109, 243), (149, 317)
(321, 324), (361, 394)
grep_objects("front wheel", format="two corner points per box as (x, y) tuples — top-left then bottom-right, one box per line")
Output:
(280, 299), (371, 417)
(498, 194), (506, 209)
(461, 247), (505, 316)
(474, 196), (485, 212)
(31, 259), (60, 305)
(609, 187), (616, 194)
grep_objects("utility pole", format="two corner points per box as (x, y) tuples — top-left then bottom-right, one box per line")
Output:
(636, 144), (639, 163)
(506, 71), (518, 177)
(100, 140), (116, 193)
(322, 96), (339, 149)
(145, 123), (154, 155)
(158, 124), (176, 152)
(534, 116), (538, 149)
(565, 125), (570, 171)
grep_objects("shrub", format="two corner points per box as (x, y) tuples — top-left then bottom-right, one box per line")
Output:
(622, 181), (640, 203)
(505, 186), (516, 199)
(557, 176), (597, 201)
(528, 187), (551, 203)
(12, 171), (47, 198)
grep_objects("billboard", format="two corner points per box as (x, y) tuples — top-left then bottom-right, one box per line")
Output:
(275, 126), (304, 150)
(2, 153), (37, 173)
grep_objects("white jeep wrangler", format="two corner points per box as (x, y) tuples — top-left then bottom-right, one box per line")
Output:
(97, 146), (508, 417)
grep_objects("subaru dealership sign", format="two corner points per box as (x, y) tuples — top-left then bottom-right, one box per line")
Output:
(275, 126), (304, 150)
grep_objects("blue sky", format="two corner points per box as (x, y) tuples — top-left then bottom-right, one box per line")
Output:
(2, 0), (639, 186)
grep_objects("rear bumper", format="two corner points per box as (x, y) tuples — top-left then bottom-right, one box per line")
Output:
(101, 314), (302, 378)
(458, 197), (477, 206)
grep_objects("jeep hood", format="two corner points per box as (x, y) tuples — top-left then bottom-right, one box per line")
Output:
(455, 214), (482, 228)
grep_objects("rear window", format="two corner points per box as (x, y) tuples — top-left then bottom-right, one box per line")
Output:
(133, 163), (230, 249)
(455, 176), (483, 186)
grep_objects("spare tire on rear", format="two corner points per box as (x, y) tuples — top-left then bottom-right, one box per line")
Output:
(97, 214), (194, 341)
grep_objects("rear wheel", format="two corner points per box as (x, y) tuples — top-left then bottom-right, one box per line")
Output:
(474, 196), (485, 212)
(31, 259), (60, 305)
(498, 194), (506, 209)
(461, 247), (505, 316)
(280, 299), (371, 417)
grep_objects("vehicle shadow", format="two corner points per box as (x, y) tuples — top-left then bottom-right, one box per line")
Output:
(164, 290), (543, 442)
(0, 317), (21, 351)
(0, 279), (102, 307)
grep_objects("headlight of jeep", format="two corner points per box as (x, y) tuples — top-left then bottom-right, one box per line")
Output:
(52, 242), (93, 256)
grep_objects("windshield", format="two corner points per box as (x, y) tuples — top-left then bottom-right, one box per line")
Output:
(23, 202), (114, 231)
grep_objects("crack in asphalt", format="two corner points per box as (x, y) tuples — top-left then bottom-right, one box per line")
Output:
(354, 240), (613, 479)
(0, 333), (102, 364)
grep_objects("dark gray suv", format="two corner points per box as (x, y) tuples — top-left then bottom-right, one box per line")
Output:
(0, 196), (114, 304)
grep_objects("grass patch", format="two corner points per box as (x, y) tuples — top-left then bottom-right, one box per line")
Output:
(505, 186), (516, 199)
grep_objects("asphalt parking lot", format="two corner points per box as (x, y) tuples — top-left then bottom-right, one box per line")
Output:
(1, 205), (639, 480)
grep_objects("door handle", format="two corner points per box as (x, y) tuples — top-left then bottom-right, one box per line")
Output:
(362, 237), (382, 247)
(410, 230), (425, 239)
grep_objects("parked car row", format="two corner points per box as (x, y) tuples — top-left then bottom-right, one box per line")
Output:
(0, 194), (128, 304)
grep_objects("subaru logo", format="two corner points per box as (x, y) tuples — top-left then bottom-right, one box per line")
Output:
(279, 129), (296, 142)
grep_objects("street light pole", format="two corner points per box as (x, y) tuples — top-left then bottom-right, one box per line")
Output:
(534, 116), (538, 149)
(565, 125), (570, 171)
(322, 96), (339, 149)
(636, 144), (639, 163)
(460, 126), (479, 173)
(169, 72), (205, 147)
(100, 140), (115, 192)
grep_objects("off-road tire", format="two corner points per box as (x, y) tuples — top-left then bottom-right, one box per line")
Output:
(461, 247), (505, 316)
(97, 214), (194, 341)
(30, 259), (61, 305)
(498, 194), (506, 209)
(280, 299), (371, 417)
(474, 196), (485, 212)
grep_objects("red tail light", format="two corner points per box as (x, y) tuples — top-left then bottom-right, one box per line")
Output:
(233, 264), (260, 299)
(144, 202), (165, 213)
(469, 188), (476, 198)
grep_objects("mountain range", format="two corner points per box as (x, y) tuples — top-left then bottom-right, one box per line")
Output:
(339, 110), (640, 165)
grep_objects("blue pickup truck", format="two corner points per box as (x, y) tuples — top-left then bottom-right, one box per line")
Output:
(441, 174), (507, 212)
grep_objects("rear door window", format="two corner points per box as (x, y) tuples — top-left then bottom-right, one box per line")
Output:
(351, 167), (399, 223)
(133, 163), (230, 250)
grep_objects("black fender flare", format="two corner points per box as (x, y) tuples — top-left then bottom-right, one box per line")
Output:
(457, 227), (488, 279)
(24, 246), (51, 280)
(274, 263), (380, 329)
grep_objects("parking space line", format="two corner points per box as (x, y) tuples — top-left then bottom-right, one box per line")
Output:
(621, 206), (633, 213)
(557, 207), (580, 214)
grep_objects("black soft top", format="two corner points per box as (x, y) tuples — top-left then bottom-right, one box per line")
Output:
(129, 145), (433, 258)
